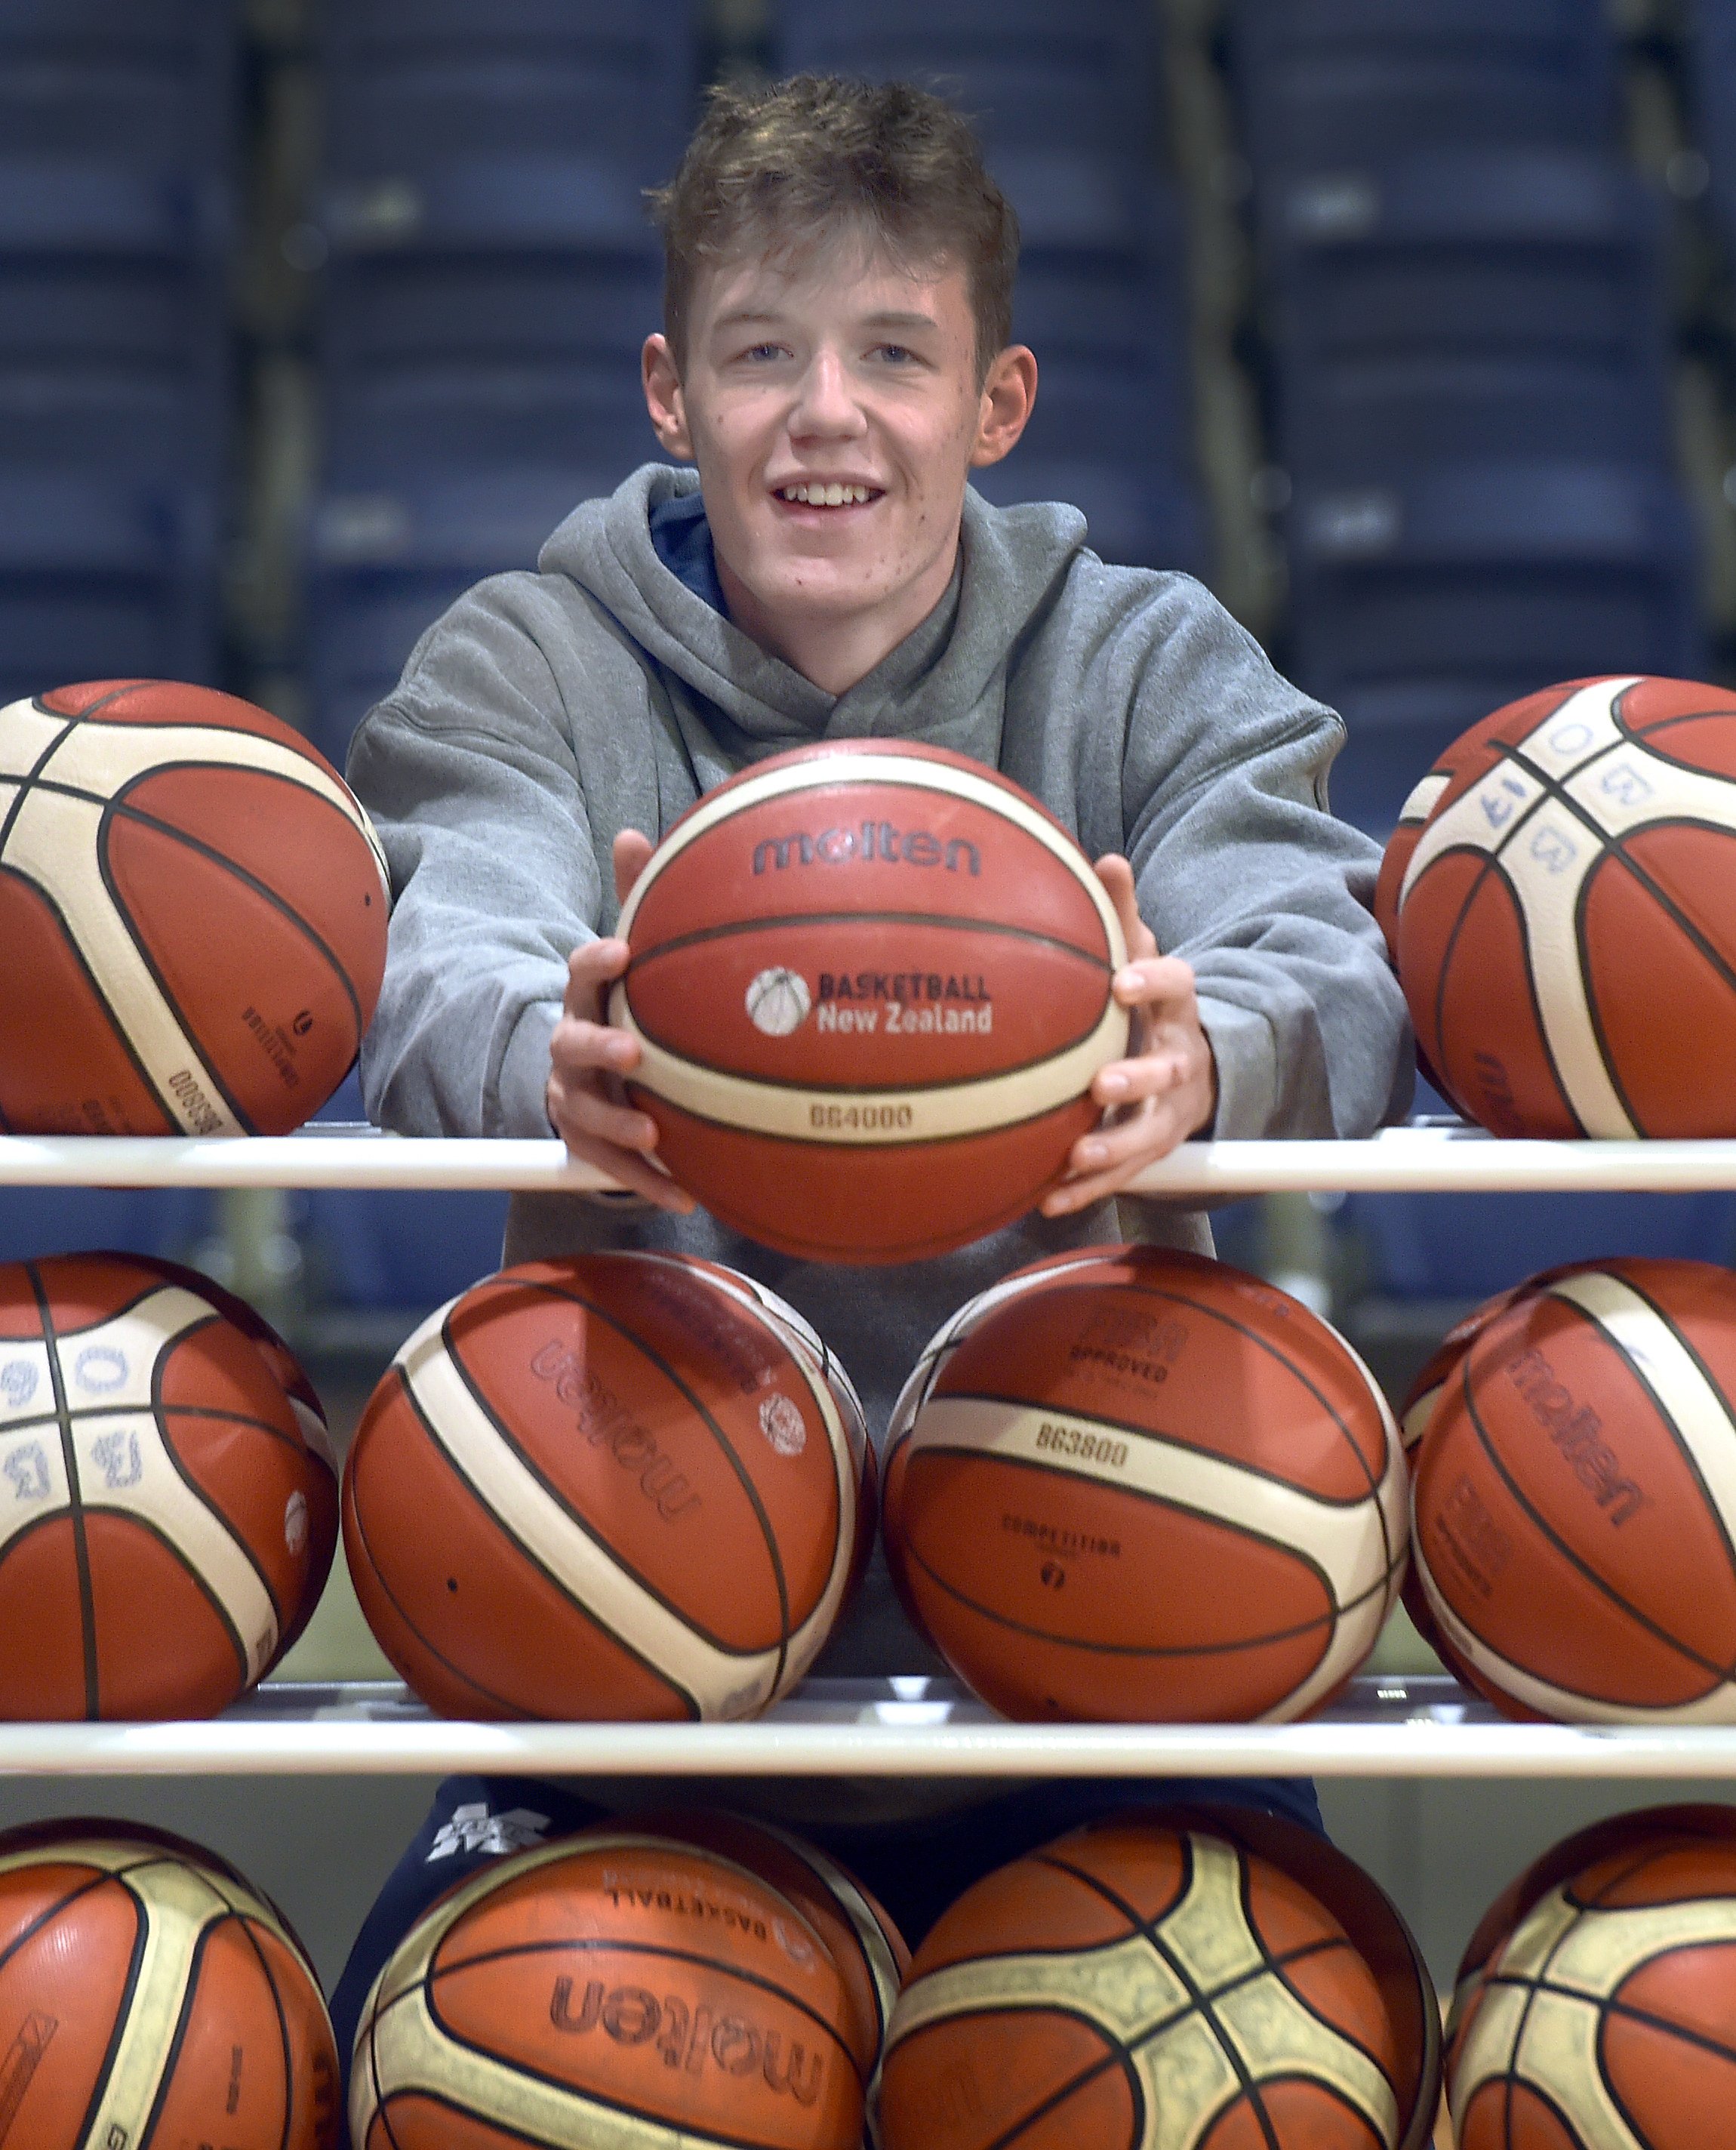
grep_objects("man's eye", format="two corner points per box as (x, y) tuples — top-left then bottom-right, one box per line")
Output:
(743, 343), (786, 362)
(874, 344), (916, 364)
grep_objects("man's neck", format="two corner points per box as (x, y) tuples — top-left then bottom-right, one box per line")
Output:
(714, 534), (961, 697)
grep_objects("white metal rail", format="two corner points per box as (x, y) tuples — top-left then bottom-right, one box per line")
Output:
(5, 1122), (1736, 1195)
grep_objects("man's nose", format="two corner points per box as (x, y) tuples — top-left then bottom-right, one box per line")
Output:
(789, 348), (867, 436)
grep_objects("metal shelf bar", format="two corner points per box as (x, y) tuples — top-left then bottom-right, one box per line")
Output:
(6, 1124), (1736, 1196)
(0, 1677), (1731, 1779)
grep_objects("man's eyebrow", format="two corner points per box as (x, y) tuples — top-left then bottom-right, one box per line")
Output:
(859, 310), (942, 333)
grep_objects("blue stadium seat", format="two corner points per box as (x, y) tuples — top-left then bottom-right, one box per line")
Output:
(0, 154), (228, 480)
(1287, 460), (1705, 732)
(300, 1073), (508, 1314)
(1231, 0), (1617, 183)
(1345, 1191), (1736, 1301)
(1691, 0), (1736, 263)
(304, 469), (605, 765)
(0, 1), (236, 171)
(324, 0), (699, 180)
(0, 473), (220, 707)
(973, 459), (1207, 579)
(0, 1189), (214, 1269)
(1267, 150), (1670, 398)
(778, 0), (1164, 165)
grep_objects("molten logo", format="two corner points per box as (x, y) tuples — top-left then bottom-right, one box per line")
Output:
(753, 821), (980, 876)
(549, 1979), (825, 2104)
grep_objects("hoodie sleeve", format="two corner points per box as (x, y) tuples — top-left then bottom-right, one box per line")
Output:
(346, 576), (605, 1138)
(1117, 583), (1414, 1141)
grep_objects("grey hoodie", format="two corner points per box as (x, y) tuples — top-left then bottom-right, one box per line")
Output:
(349, 463), (1411, 1693)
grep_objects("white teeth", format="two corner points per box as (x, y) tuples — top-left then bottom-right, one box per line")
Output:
(778, 484), (874, 505)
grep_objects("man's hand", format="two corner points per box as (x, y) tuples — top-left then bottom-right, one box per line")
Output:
(1041, 854), (1218, 1217)
(546, 830), (696, 1214)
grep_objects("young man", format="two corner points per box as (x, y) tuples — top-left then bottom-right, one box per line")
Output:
(333, 75), (1410, 2069)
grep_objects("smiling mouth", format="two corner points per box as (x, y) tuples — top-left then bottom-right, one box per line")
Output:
(774, 483), (883, 508)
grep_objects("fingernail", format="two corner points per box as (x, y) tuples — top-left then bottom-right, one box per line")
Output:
(1079, 1142), (1107, 1166)
(1114, 968), (1142, 992)
(1098, 1073), (1128, 1098)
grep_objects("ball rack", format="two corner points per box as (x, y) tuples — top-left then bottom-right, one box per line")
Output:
(2, 1123), (1731, 1779)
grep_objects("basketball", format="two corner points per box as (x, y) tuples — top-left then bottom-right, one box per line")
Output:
(349, 1827), (864, 2149)
(1391, 674), (1736, 1138)
(343, 1251), (864, 1720)
(121, 1252), (339, 1671)
(607, 739), (1129, 1261)
(0, 1252), (337, 1718)
(880, 1245), (1407, 1723)
(0, 678), (389, 1136)
(1411, 1256), (1736, 1722)
(0, 1817), (338, 2148)
(878, 1810), (1423, 2150)
(630, 1810), (910, 2081)
(1371, 705), (1513, 962)
(1449, 1804), (1736, 2148)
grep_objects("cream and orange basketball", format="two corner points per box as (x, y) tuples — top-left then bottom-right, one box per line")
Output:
(879, 1809), (1440, 2150)
(0, 679), (388, 1135)
(350, 1828), (864, 2150)
(632, 1811), (910, 2083)
(1393, 675), (1736, 1137)
(881, 1246), (1407, 1723)
(608, 741), (1128, 1261)
(343, 1252), (863, 1720)
(1412, 1257), (1736, 1722)
(0, 1253), (336, 1718)
(1449, 1805), (1736, 2148)
(0, 1818), (338, 2148)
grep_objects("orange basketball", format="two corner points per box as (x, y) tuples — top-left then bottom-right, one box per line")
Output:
(1391, 675), (1736, 1137)
(1449, 1804), (1736, 2148)
(608, 740), (1128, 1261)
(0, 678), (388, 1135)
(0, 1818), (338, 2148)
(1372, 705), (1516, 961)
(0, 1253), (336, 1718)
(349, 1828), (864, 2149)
(1411, 1256), (1736, 1722)
(119, 1251), (339, 1671)
(343, 1251), (865, 1720)
(879, 1811), (1419, 2150)
(881, 1246), (1407, 1721)
(629, 1811), (910, 2079)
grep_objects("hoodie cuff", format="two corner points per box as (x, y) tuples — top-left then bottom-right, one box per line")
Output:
(1194, 994), (1276, 1141)
(494, 1000), (562, 1137)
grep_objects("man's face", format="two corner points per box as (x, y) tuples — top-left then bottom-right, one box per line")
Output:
(643, 235), (1033, 670)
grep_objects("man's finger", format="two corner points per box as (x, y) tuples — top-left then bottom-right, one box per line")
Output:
(613, 828), (656, 908)
(549, 1084), (663, 1155)
(1093, 1049), (1194, 1105)
(550, 1015), (641, 1077)
(1112, 953), (1198, 1008)
(559, 1134), (696, 1212)
(1094, 854), (1159, 963)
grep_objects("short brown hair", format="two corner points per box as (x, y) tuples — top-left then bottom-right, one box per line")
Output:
(646, 75), (1020, 383)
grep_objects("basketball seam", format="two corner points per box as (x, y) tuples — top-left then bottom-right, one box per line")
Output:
(1490, 1964), (1736, 2068)
(0, 860), (179, 1132)
(1454, 1345), (1736, 1694)
(0, 1864), (124, 1978)
(73, 1864), (153, 2150)
(626, 1019), (1119, 1103)
(629, 907), (1113, 972)
(133, 1910), (220, 2150)
(1033, 1846), (1285, 2150)
(1261, 1936), (1402, 2099)
(1547, 1272), (1736, 1677)
(106, 760), (371, 1033)
(424, 1933), (856, 2059)
(27, 1264), (100, 1717)
(234, 1911), (300, 2150)
(150, 1329), (284, 1658)
(457, 1278), (801, 1687)
(365, 1366), (703, 1719)
(974, 2042), (1141, 2150)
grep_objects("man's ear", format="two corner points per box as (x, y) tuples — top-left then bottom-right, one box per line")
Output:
(643, 334), (694, 460)
(968, 345), (1039, 470)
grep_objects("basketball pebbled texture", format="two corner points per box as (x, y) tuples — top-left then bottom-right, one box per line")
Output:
(0, 679), (389, 1135)
(1411, 1257), (1736, 1723)
(0, 1252), (335, 1719)
(879, 1812), (1415, 2150)
(0, 1816), (338, 2149)
(881, 1246), (1408, 1723)
(349, 1828), (865, 2150)
(342, 1252), (862, 1722)
(608, 739), (1128, 1261)
(1392, 674), (1736, 1138)
(1448, 1804), (1736, 2150)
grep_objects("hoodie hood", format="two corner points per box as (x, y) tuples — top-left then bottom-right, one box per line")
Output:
(537, 462), (1090, 768)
